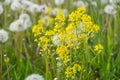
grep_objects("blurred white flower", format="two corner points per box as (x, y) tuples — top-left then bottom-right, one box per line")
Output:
(104, 4), (117, 15)
(63, 9), (68, 17)
(54, 0), (64, 5)
(0, 29), (8, 43)
(25, 74), (44, 80)
(5, 0), (46, 13)
(28, 4), (46, 13)
(100, 0), (109, 4)
(52, 8), (58, 16)
(109, 0), (120, 4)
(52, 8), (68, 17)
(54, 78), (58, 80)
(9, 13), (32, 32)
(19, 13), (31, 22)
(73, 0), (88, 8)
(53, 34), (59, 46)
(41, 16), (49, 26)
(21, 0), (34, 10)
(0, 2), (3, 15)
(3, 0), (13, 5)
(91, 1), (97, 7)
(10, 1), (22, 11)
(9, 20), (25, 32)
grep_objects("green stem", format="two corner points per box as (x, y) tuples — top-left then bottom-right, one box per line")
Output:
(45, 55), (49, 80)
(0, 44), (2, 80)
(6, 64), (10, 80)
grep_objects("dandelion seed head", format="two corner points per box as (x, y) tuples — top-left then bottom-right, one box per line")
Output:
(10, 1), (22, 11)
(0, 2), (3, 15)
(53, 34), (60, 46)
(54, 78), (58, 80)
(28, 4), (46, 13)
(104, 4), (117, 15)
(19, 13), (31, 22)
(9, 13), (32, 32)
(54, 0), (64, 6)
(25, 74), (44, 80)
(0, 29), (8, 43)
(109, 0), (120, 4)
(100, 0), (109, 4)
(91, 1), (97, 7)
(73, 1), (88, 8)
(3, 0), (13, 5)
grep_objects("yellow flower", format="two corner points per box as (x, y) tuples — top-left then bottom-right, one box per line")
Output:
(38, 36), (49, 50)
(81, 14), (91, 22)
(4, 57), (10, 63)
(56, 45), (68, 55)
(38, 20), (45, 25)
(69, 7), (86, 23)
(32, 25), (44, 37)
(48, 17), (54, 25)
(94, 44), (103, 53)
(79, 33), (87, 40)
(57, 9), (63, 15)
(45, 30), (55, 36)
(93, 24), (100, 32)
(66, 23), (75, 32)
(65, 64), (81, 79)
(55, 14), (65, 22)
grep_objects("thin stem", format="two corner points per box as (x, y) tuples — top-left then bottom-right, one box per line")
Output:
(6, 64), (10, 80)
(0, 44), (2, 80)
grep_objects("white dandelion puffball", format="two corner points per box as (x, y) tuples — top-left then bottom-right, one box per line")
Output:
(52, 8), (68, 17)
(53, 34), (60, 46)
(10, 1), (22, 11)
(104, 4), (117, 15)
(63, 9), (68, 17)
(0, 29), (8, 43)
(9, 20), (25, 32)
(52, 8), (58, 16)
(19, 13), (31, 22)
(0, 3), (3, 15)
(100, 0), (109, 4)
(9, 13), (32, 32)
(25, 74), (44, 80)
(109, 0), (120, 4)
(54, 0), (64, 5)
(21, 0), (34, 10)
(3, 0), (13, 5)
(27, 4), (46, 13)
(54, 78), (58, 80)
(91, 1), (97, 7)
(41, 16), (49, 26)
(73, 1), (88, 8)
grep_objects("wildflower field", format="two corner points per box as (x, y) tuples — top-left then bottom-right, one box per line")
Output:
(0, 0), (120, 80)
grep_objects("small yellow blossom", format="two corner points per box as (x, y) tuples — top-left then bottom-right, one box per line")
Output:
(32, 25), (44, 37)
(65, 64), (81, 79)
(94, 44), (103, 53)
(55, 14), (65, 22)
(56, 45), (68, 55)
(4, 57), (10, 63)
(45, 30), (55, 36)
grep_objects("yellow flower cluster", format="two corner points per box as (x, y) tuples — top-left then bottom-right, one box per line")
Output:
(65, 64), (81, 79)
(94, 44), (103, 54)
(69, 7), (100, 37)
(69, 7), (86, 23)
(32, 19), (56, 52)
(32, 7), (101, 79)
(56, 45), (69, 64)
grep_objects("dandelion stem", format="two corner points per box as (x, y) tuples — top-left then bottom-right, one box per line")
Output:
(6, 64), (10, 80)
(0, 44), (2, 80)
